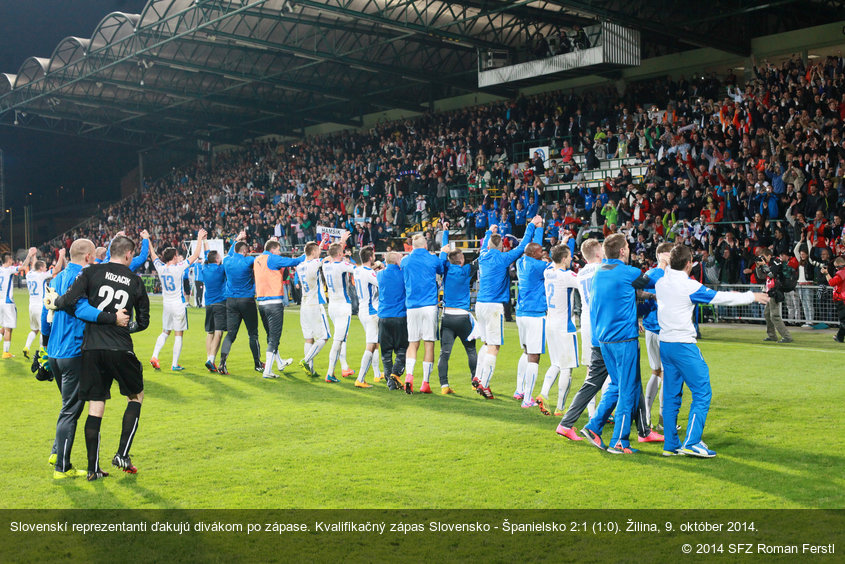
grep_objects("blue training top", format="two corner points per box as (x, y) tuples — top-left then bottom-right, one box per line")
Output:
(590, 258), (651, 344)
(476, 222), (536, 304)
(377, 264), (406, 318)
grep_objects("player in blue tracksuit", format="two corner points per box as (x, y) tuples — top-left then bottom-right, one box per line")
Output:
(473, 216), (540, 398)
(513, 224), (547, 408)
(656, 245), (768, 457)
(377, 252), (407, 390)
(581, 233), (653, 454)
(400, 234), (444, 393)
(218, 231), (261, 374)
(45, 238), (127, 477)
(436, 227), (478, 392)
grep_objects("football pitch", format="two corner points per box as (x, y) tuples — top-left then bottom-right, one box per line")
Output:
(2, 290), (843, 510)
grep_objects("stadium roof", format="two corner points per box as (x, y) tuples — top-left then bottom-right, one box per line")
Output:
(0, 0), (839, 149)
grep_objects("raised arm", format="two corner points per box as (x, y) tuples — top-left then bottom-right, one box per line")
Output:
(187, 229), (207, 265)
(503, 219), (539, 263)
(52, 248), (67, 277)
(130, 231), (150, 272)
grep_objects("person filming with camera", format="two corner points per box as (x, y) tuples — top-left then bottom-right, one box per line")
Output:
(820, 257), (845, 343)
(755, 248), (794, 343)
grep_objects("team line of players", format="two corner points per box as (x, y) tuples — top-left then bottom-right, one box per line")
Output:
(7, 213), (771, 477)
(143, 213), (768, 457)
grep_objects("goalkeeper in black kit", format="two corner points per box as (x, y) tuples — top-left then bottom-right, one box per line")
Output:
(47, 235), (150, 481)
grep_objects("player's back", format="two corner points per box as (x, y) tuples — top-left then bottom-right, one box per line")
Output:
(401, 249), (442, 308)
(515, 256), (547, 316)
(591, 259), (643, 344)
(63, 263), (150, 351)
(354, 266), (379, 316)
(154, 259), (189, 306)
(322, 260), (354, 305)
(0, 265), (19, 304)
(296, 259), (325, 306)
(26, 270), (52, 308)
(544, 267), (578, 332)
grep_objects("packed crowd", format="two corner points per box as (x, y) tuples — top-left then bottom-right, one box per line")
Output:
(39, 54), (844, 295)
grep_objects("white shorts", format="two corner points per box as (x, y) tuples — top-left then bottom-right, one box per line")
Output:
(547, 318), (579, 369)
(0, 303), (17, 329)
(358, 313), (379, 344)
(516, 316), (546, 355)
(475, 302), (504, 346)
(162, 303), (188, 331)
(406, 305), (439, 342)
(645, 330), (662, 371)
(301, 305), (331, 341)
(328, 303), (352, 342)
(29, 304), (42, 331)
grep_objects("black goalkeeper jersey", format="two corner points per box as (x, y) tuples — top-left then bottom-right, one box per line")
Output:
(54, 262), (150, 351)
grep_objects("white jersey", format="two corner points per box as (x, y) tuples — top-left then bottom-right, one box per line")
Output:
(544, 267), (579, 332)
(322, 260), (355, 305)
(0, 265), (22, 305)
(354, 266), (379, 316)
(296, 258), (326, 306)
(26, 269), (53, 308)
(154, 259), (190, 307)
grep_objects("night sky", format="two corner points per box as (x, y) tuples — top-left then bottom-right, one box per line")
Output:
(0, 0), (149, 210)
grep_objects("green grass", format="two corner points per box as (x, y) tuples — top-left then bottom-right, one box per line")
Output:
(1, 289), (843, 509)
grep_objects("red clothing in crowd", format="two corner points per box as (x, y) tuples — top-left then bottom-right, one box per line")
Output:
(829, 268), (845, 302)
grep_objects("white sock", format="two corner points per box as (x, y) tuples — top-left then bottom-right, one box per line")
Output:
(645, 373), (660, 422)
(207, 354), (215, 363)
(3, 341), (9, 353)
(327, 340), (342, 376)
(422, 361), (433, 383)
(264, 351), (275, 375)
(601, 377), (610, 394)
(659, 375), (663, 408)
(523, 362), (539, 401)
(275, 353), (286, 370)
(516, 353), (527, 395)
(476, 345), (488, 380)
(587, 396), (597, 418)
(540, 364), (559, 398)
(340, 341), (349, 370)
(480, 354), (497, 387)
(25, 331), (36, 351)
(359, 350), (373, 382)
(152, 333), (168, 359)
(304, 339), (325, 364)
(172, 336), (182, 367)
(405, 357), (416, 378)
(557, 368), (572, 411)
(372, 351), (381, 379)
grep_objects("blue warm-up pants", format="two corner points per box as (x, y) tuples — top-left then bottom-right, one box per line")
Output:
(584, 339), (640, 449)
(660, 341), (711, 452)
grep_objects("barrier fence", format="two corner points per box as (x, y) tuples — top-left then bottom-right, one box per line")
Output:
(703, 284), (839, 326)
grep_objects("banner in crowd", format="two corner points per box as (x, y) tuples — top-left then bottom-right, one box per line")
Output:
(528, 145), (552, 166)
(316, 226), (346, 238)
(186, 238), (225, 257)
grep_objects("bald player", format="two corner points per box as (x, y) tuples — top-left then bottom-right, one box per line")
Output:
(400, 233), (444, 394)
